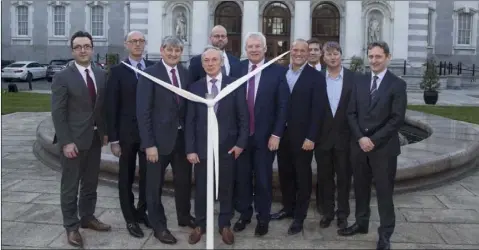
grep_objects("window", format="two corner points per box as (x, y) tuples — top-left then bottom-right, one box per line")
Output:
(262, 2), (291, 65)
(214, 1), (242, 57)
(311, 2), (340, 44)
(16, 6), (29, 36)
(457, 12), (473, 45)
(91, 5), (104, 37)
(53, 6), (66, 36)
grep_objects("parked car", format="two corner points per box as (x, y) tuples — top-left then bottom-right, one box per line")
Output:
(46, 59), (73, 82)
(1, 61), (47, 82)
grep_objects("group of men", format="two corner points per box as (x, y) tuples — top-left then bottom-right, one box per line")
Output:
(51, 24), (406, 250)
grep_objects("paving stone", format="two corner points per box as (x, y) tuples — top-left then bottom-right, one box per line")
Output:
(1, 202), (36, 221)
(6, 179), (60, 194)
(433, 224), (479, 244)
(49, 228), (148, 249)
(2, 191), (42, 203)
(370, 194), (447, 209)
(400, 208), (479, 223)
(412, 183), (475, 196)
(1, 221), (64, 247)
(436, 195), (479, 209)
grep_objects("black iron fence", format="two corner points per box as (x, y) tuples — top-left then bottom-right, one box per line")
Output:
(403, 60), (476, 77)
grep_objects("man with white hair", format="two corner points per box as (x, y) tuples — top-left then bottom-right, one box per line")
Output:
(188, 25), (240, 82)
(106, 30), (154, 238)
(231, 32), (289, 237)
(185, 46), (249, 245)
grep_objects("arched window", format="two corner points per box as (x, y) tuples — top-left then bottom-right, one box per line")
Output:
(262, 2), (291, 65)
(312, 3), (340, 44)
(214, 1), (242, 57)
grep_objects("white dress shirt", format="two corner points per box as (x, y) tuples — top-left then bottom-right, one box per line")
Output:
(75, 62), (97, 91)
(247, 59), (264, 102)
(206, 73), (223, 93)
(162, 59), (182, 88)
(371, 68), (387, 90)
(309, 62), (322, 72)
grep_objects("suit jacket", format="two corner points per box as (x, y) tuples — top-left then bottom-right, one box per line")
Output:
(188, 52), (240, 83)
(106, 58), (154, 144)
(285, 64), (323, 151)
(185, 75), (249, 159)
(136, 60), (190, 154)
(51, 62), (107, 150)
(231, 59), (289, 147)
(347, 69), (407, 156)
(317, 67), (355, 150)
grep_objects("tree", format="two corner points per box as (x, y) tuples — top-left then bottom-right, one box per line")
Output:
(349, 56), (364, 73)
(420, 57), (440, 91)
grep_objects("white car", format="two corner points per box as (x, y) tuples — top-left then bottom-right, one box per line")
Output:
(1, 61), (47, 82)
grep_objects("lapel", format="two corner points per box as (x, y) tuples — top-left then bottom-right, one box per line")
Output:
(334, 68), (351, 116)
(290, 64), (309, 96)
(368, 70), (392, 112)
(157, 60), (179, 106)
(91, 66), (104, 111)
(217, 76), (230, 115)
(122, 58), (139, 82)
(69, 63), (95, 109)
(255, 61), (270, 112)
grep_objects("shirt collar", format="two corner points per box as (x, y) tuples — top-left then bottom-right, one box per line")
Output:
(372, 68), (387, 81)
(162, 59), (178, 73)
(206, 72), (222, 85)
(326, 66), (344, 79)
(248, 59), (265, 70)
(129, 57), (144, 67)
(289, 62), (307, 73)
(75, 61), (93, 73)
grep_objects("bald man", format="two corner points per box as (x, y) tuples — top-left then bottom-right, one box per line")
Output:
(188, 25), (240, 83)
(106, 31), (154, 238)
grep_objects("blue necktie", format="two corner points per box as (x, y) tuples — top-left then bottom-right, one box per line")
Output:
(136, 63), (143, 79)
(370, 75), (379, 104)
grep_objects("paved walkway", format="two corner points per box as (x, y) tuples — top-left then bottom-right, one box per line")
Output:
(2, 112), (479, 249)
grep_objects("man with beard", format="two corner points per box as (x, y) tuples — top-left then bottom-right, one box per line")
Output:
(270, 39), (323, 235)
(188, 25), (240, 82)
(136, 36), (195, 245)
(106, 30), (153, 238)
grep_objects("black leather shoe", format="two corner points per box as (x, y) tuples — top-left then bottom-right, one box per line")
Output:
(254, 222), (268, 236)
(287, 221), (303, 235)
(319, 217), (333, 228)
(337, 218), (348, 229)
(270, 209), (293, 220)
(154, 229), (177, 244)
(179, 216), (196, 229)
(233, 219), (251, 232)
(337, 223), (368, 236)
(127, 222), (144, 238)
(377, 234), (391, 250)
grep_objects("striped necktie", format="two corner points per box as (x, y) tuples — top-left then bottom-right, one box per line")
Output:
(370, 75), (379, 103)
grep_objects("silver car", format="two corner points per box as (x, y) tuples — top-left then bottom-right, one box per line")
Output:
(1, 61), (47, 82)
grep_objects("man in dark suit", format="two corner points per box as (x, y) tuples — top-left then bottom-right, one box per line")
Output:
(188, 25), (240, 83)
(106, 30), (153, 238)
(136, 36), (195, 245)
(185, 46), (249, 245)
(51, 31), (111, 248)
(307, 38), (326, 72)
(339, 41), (407, 250)
(270, 39), (323, 235)
(315, 41), (354, 230)
(231, 32), (289, 236)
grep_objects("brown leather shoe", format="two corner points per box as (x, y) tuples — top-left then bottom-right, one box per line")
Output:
(66, 229), (83, 248)
(81, 218), (111, 231)
(220, 227), (235, 245)
(188, 227), (203, 245)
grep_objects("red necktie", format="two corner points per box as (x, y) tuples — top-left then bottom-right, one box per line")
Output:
(85, 69), (96, 106)
(247, 64), (256, 135)
(170, 68), (180, 104)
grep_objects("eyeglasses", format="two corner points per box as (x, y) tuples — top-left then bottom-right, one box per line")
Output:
(127, 39), (146, 45)
(73, 45), (93, 51)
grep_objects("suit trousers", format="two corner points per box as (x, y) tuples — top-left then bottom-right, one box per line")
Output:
(60, 130), (102, 231)
(353, 149), (397, 237)
(146, 129), (192, 232)
(118, 141), (147, 223)
(315, 147), (352, 220)
(235, 135), (276, 223)
(195, 153), (235, 230)
(277, 129), (314, 222)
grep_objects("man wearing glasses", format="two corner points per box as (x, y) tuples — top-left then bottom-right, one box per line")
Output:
(188, 25), (240, 83)
(51, 31), (111, 248)
(106, 31), (154, 238)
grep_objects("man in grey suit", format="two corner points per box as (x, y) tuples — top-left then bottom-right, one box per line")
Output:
(51, 31), (111, 248)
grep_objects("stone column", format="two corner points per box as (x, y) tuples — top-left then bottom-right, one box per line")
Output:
(191, 0), (209, 55)
(146, 1), (164, 58)
(344, 1), (363, 60)
(242, 0), (259, 58)
(293, 1), (311, 40)
(392, 1), (409, 60)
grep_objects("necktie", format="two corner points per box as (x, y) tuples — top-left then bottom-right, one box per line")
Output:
(136, 63), (143, 79)
(85, 68), (96, 106)
(247, 64), (257, 135)
(210, 78), (219, 112)
(170, 68), (180, 104)
(370, 75), (379, 104)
